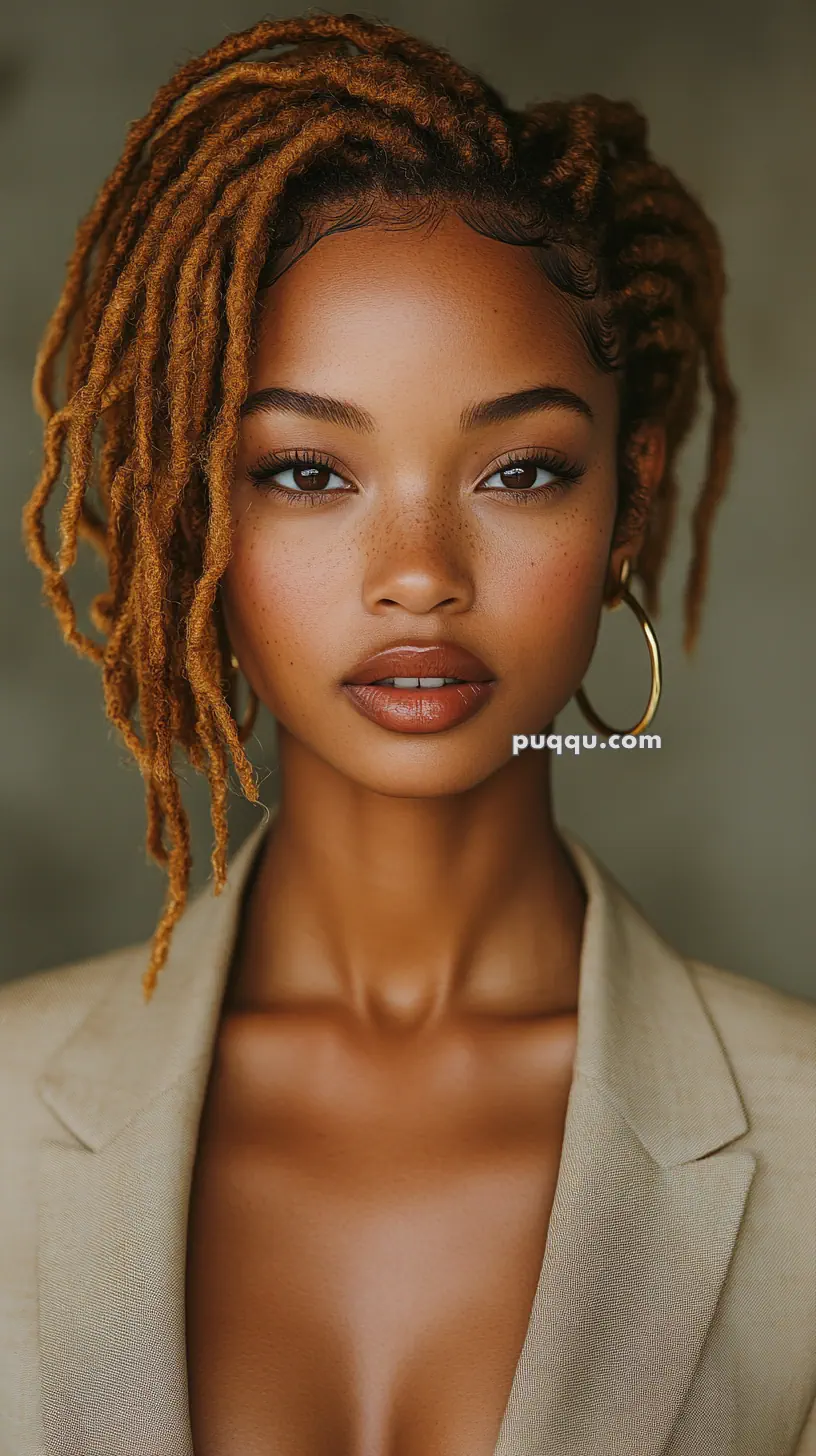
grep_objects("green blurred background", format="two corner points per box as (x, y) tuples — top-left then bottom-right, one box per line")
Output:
(2, 0), (814, 997)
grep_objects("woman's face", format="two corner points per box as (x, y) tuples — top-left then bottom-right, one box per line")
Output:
(222, 209), (655, 796)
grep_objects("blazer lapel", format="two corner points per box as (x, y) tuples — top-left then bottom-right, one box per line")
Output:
(36, 815), (272, 1456)
(494, 833), (756, 1456)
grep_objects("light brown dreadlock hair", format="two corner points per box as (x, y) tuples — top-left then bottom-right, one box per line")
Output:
(22, 12), (737, 1001)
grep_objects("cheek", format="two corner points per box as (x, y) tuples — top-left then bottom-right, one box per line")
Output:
(481, 503), (610, 673)
(221, 514), (352, 689)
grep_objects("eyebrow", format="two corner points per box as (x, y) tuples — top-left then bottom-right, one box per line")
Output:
(239, 386), (375, 431)
(239, 382), (594, 431)
(459, 384), (593, 429)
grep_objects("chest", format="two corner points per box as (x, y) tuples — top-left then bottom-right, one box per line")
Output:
(185, 1013), (578, 1456)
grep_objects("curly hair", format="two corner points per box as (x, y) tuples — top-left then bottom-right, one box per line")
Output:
(21, 12), (737, 1000)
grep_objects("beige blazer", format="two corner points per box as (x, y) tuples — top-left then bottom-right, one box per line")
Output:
(1, 818), (814, 1456)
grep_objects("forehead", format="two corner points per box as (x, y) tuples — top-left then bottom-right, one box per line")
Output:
(250, 211), (616, 420)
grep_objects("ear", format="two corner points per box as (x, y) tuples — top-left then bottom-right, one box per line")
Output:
(606, 422), (666, 599)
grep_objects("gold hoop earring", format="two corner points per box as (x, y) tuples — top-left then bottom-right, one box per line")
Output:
(574, 559), (662, 736)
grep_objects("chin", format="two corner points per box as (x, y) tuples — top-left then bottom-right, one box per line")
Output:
(299, 724), (518, 800)
(345, 759), (508, 800)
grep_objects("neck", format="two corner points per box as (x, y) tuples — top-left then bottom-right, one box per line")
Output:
(229, 732), (586, 1030)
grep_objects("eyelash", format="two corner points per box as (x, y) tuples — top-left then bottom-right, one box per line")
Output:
(245, 445), (585, 506)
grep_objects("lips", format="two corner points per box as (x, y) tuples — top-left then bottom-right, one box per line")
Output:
(344, 643), (494, 686)
(341, 641), (496, 734)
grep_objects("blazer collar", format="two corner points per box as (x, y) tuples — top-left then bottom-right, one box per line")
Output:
(565, 831), (748, 1166)
(38, 810), (275, 1152)
(39, 815), (747, 1168)
(36, 816), (755, 1456)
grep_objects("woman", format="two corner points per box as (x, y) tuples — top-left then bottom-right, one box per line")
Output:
(2, 12), (814, 1456)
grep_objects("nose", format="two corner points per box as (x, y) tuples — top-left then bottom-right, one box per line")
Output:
(361, 501), (475, 617)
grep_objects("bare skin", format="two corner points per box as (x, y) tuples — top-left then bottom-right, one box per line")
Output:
(185, 209), (664, 1455)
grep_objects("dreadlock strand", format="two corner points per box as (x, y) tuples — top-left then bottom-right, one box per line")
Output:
(147, 54), (487, 169)
(616, 234), (704, 285)
(638, 463), (682, 617)
(587, 96), (649, 160)
(61, 105), (241, 405)
(58, 395), (106, 573)
(185, 253), (225, 454)
(75, 500), (107, 557)
(23, 405), (73, 575)
(141, 804), (191, 1001)
(540, 101), (604, 219)
(131, 486), (176, 817)
(683, 320), (738, 651)
(31, 72), (217, 420)
(52, 140), (258, 575)
(205, 730), (232, 893)
(22, 405), (106, 662)
(56, 102), (281, 435)
(145, 774), (170, 870)
(99, 458), (137, 636)
(55, 258), (155, 574)
(101, 596), (147, 771)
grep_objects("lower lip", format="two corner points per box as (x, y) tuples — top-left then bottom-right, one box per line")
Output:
(342, 682), (495, 734)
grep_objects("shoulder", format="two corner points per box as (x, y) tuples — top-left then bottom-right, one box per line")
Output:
(0, 948), (147, 1318)
(688, 955), (815, 1062)
(687, 956), (815, 1157)
(685, 961), (816, 1439)
(0, 942), (145, 1089)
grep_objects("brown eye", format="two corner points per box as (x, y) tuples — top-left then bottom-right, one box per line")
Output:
(478, 453), (583, 498)
(499, 463), (538, 489)
(247, 454), (350, 494)
(481, 457), (560, 493)
(292, 464), (332, 490)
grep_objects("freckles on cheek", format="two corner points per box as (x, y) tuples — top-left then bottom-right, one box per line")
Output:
(481, 486), (611, 644)
(228, 525), (349, 661)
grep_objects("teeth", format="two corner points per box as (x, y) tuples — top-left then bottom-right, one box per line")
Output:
(374, 676), (463, 688)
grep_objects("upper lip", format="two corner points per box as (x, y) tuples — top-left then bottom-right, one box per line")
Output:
(343, 640), (496, 685)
